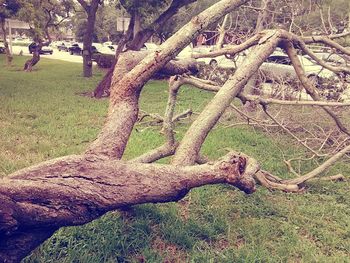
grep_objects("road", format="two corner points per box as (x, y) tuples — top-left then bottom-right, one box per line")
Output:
(12, 45), (84, 63)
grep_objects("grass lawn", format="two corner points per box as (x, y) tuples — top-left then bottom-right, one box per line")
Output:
(1, 55), (350, 263)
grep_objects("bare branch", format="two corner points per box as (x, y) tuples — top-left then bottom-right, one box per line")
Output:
(285, 144), (350, 185)
(192, 33), (261, 59)
(261, 105), (325, 157)
(172, 30), (281, 165)
(241, 94), (350, 107)
(283, 41), (350, 137)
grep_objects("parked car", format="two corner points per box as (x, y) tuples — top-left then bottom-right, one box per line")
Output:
(57, 42), (70, 52)
(259, 52), (335, 85)
(141, 43), (159, 51)
(0, 41), (5, 54)
(99, 45), (115, 55)
(69, 44), (100, 56)
(28, 42), (53, 55)
(68, 43), (82, 55)
(102, 41), (113, 46)
(192, 45), (245, 68)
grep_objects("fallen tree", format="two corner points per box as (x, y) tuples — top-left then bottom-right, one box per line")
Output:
(1, 0), (350, 261)
(0, 0), (252, 261)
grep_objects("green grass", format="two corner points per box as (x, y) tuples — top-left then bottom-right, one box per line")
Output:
(1, 55), (350, 263)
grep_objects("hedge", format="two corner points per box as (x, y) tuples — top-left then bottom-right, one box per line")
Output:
(92, 53), (115, 68)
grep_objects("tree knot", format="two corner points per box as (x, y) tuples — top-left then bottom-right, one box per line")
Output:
(217, 152), (258, 194)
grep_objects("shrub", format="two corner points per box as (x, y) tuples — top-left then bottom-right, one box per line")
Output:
(93, 53), (115, 68)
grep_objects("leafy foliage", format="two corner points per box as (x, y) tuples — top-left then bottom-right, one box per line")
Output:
(0, 0), (21, 19)
(16, 0), (73, 42)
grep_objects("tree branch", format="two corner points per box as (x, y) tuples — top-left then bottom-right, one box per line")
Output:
(283, 41), (350, 137)
(172, 30), (281, 165)
(0, 151), (257, 262)
(86, 0), (250, 159)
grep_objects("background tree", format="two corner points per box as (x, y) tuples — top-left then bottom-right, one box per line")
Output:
(73, 2), (124, 43)
(0, 0), (21, 66)
(76, 0), (103, 77)
(93, 0), (198, 97)
(18, 0), (72, 71)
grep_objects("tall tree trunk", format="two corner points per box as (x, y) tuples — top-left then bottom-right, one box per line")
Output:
(82, 11), (96, 78)
(133, 11), (141, 39)
(0, 18), (12, 66)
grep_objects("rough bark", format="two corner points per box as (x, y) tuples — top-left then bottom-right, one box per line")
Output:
(0, 152), (257, 262)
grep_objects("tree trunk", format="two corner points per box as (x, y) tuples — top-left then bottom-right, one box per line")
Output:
(23, 42), (42, 72)
(93, 14), (136, 98)
(133, 11), (141, 39)
(82, 11), (96, 78)
(0, 18), (13, 66)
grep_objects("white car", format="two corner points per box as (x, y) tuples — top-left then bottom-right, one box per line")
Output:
(98, 46), (115, 55)
(102, 41), (113, 46)
(259, 52), (335, 85)
(141, 43), (159, 51)
(190, 45), (246, 69)
(0, 41), (5, 54)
